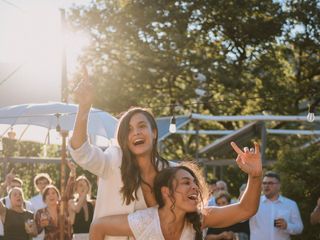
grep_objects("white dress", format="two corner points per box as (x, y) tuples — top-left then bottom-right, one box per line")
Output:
(128, 207), (195, 240)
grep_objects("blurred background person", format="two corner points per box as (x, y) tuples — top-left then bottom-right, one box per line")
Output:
(250, 171), (303, 240)
(206, 190), (250, 240)
(67, 161), (95, 240)
(0, 170), (37, 239)
(34, 185), (72, 240)
(207, 178), (218, 206)
(0, 170), (33, 240)
(29, 173), (52, 240)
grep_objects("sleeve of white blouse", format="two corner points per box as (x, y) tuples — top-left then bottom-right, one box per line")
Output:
(68, 140), (121, 179)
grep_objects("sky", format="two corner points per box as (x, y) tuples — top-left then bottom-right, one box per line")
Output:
(0, 0), (90, 107)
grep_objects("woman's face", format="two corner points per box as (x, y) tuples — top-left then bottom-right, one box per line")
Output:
(76, 179), (89, 194)
(216, 196), (229, 206)
(10, 188), (24, 208)
(170, 169), (200, 213)
(127, 113), (156, 157)
(44, 188), (59, 205)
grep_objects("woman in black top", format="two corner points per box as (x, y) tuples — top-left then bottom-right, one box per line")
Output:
(67, 162), (95, 240)
(0, 172), (37, 240)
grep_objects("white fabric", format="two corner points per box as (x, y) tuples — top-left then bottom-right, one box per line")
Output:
(0, 196), (34, 236)
(69, 141), (136, 240)
(250, 195), (303, 240)
(29, 193), (47, 240)
(128, 207), (195, 240)
(72, 233), (89, 240)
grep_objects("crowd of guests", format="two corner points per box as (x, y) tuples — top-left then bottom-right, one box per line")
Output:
(0, 162), (95, 240)
(1, 166), (318, 240)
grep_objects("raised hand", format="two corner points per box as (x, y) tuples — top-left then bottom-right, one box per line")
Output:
(67, 160), (77, 176)
(5, 169), (15, 186)
(231, 142), (262, 177)
(74, 65), (94, 109)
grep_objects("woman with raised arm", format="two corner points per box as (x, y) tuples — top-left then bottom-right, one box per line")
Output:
(0, 170), (38, 240)
(67, 161), (95, 240)
(68, 67), (172, 239)
(90, 142), (262, 240)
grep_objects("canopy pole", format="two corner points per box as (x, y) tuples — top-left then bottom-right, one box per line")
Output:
(59, 131), (68, 240)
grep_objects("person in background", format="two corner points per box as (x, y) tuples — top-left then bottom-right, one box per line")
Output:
(249, 171), (303, 240)
(67, 161), (95, 240)
(34, 185), (72, 240)
(29, 173), (53, 240)
(0, 170), (37, 239)
(205, 190), (250, 240)
(207, 179), (218, 206)
(212, 180), (237, 205)
(310, 197), (320, 225)
(0, 169), (33, 240)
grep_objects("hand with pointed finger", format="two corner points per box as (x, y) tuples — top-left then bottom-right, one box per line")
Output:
(230, 142), (262, 177)
(5, 169), (15, 186)
(74, 65), (94, 109)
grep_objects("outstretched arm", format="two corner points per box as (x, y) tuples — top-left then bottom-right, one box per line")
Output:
(89, 215), (133, 239)
(70, 66), (93, 149)
(203, 142), (262, 228)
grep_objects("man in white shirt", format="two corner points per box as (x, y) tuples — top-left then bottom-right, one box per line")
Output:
(28, 173), (52, 240)
(250, 171), (303, 240)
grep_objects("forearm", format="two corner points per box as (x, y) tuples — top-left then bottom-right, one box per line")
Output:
(239, 175), (262, 218)
(0, 182), (7, 197)
(311, 206), (320, 225)
(205, 233), (225, 240)
(70, 105), (90, 149)
(89, 215), (132, 238)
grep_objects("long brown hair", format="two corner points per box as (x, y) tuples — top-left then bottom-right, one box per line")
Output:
(154, 162), (208, 240)
(116, 107), (168, 205)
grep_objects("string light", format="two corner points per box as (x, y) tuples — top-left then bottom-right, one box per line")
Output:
(307, 104), (315, 122)
(55, 113), (61, 132)
(7, 127), (16, 140)
(169, 115), (176, 133)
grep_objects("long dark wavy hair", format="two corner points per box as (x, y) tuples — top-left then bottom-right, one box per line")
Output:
(154, 162), (209, 240)
(116, 107), (169, 205)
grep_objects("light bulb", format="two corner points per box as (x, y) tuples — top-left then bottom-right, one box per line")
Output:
(169, 116), (176, 133)
(195, 88), (206, 97)
(307, 112), (315, 122)
(7, 127), (16, 140)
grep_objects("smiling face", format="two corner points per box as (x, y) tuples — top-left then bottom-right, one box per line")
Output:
(9, 187), (24, 208)
(43, 187), (60, 206)
(127, 113), (156, 157)
(170, 169), (200, 213)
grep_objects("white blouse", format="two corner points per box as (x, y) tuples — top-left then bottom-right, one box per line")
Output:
(128, 207), (195, 240)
